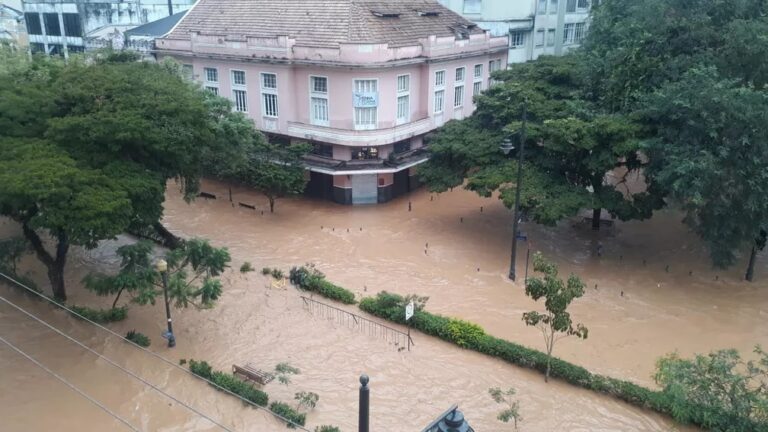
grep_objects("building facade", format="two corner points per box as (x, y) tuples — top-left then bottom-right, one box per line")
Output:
(0, 2), (27, 47)
(156, 0), (508, 205)
(22, 0), (194, 56)
(438, 0), (592, 63)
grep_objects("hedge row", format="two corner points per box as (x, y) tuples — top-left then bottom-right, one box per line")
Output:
(358, 292), (671, 415)
(289, 266), (356, 305)
(270, 401), (307, 429)
(70, 305), (128, 323)
(189, 359), (269, 407)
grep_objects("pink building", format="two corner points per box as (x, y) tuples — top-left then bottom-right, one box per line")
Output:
(156, 0), (508, 204)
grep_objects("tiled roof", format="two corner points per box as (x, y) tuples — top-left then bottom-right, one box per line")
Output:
(125, 10), (188, 37)
(167, 0), (484, 48)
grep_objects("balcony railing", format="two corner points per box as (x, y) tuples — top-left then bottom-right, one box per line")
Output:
(303, 148), (429, 173)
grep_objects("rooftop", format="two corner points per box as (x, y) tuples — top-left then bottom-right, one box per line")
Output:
(125, 10), (188, 38)
(166, 0), (484, 48)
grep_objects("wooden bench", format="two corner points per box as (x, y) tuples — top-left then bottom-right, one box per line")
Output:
(232, 363), (274, 385)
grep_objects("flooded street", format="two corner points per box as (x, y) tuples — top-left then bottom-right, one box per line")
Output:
(2, 178), (765, 431)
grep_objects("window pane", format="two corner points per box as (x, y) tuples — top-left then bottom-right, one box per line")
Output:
(397, 95), (409, 121)
(575, 23), (586, 42)
(354, 79), (377, 92)
(547, 29), (556, 46)
(205, 68), (218, 83)
(434, 90), (444, 113)
(394, 139), (411, 153)
(550, 0), (558, 14)
(206, 86), (219, 95)
(62, 13), (81, 37)
(354, 107), (377, 127)
(511, 31), (525, 47)
(473, 81), (482, 96)
(311, 97), (328, 123)
(566, 0), (576, 12)
(455, 67), (465, 82)
(474, 64), (483, 78)
(563, 23), (575, 44)
(311, 76), (327, 93)
(537, 0), (547, 14)
(262, 73), (277, 89)
(233, 89), (248, 112)
(435, 71), (445, 87)
(454, 85), (464, 107)
(463, 0), (481, 14)
(182, 64), (193, 80)
(25, 13), (41, 35)
(535, 30), (545, 46)
(263, 93), (278, 117)
(397, 75), (409, 93)
(577, 0), (589, 8)
(232, 70), (246, 86)
(43, 13), (60, 36)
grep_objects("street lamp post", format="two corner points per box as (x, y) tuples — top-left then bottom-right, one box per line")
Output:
(155, 258), (175, 348)
(500, 102), (528, 282)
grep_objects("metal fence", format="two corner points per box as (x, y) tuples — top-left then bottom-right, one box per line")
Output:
(300, 296), (413, 351)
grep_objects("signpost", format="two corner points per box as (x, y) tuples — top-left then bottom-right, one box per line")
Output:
(405, 301), (414, 351)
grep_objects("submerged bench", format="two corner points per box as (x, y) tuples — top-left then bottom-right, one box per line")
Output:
(232, 363), (275, 385)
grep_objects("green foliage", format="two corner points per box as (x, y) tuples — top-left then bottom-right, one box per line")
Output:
(125, 330), (151, 347)
(271, 268), (285, 279)
(294, 391), (319, 412)
(84, 239), (230, 310)
(641, 67), (768, 269)
(420, 55), (662, 228)
(488, 387), (521, 429)
(188, 359), (269, 407)
(0, 237), (29, 274)
(240, 262), (255, 273)
(262, 267), (273, 275)
(523, 253), (588, 381)
(289, 265), (356, 304)
(315, 426), (341, 432)
(655, 347), (768, 431)
(70, 305), (128, 323)
(275, 362), (300, 385)
(269, 401), (307, 429)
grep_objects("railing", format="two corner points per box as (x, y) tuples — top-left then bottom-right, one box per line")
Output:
(300, 296), (413, 351)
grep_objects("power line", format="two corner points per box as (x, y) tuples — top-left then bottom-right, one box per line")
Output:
(0, 334), (141, 432)
(0, 271), (311, 431)
(0, 293), (237, 432)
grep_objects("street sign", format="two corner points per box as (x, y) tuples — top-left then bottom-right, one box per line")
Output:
(405, 301), (414, 321)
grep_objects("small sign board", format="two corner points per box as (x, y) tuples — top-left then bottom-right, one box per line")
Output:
(353, 92), (379, 108)
(405, 301), (414, 321)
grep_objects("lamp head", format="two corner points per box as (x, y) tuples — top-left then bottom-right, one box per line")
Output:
(155, 258), (168, 273)
(500, 138), (515, 155)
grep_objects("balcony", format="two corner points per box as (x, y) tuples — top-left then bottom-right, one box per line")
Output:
(303, 148), (429, 174)
(287, 117), (435, 147)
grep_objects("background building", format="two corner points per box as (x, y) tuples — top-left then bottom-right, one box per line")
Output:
(438, 0), (592, 63)
(0, 1), (26, 47)
(157, 0), (508, 205)
(22, 0), (194, 56)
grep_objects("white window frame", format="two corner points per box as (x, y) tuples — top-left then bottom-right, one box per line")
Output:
(204, 67), (218, 84)
(353, 78), (378, 130)
(577, 0), (589, 10)
(473, 64), (483, 79)
(535, 29), (545, 47)
(473, 81), (482, 98)
(510, 31), (525, 48)
(550, 0), (559, 14)
(454, 84), (464, 108)
(396, 73), (410, 125)
(574, 22), (586, 43)
(435, 70), (446, 88)
(473, 64), (483, 98)
(563, 23), (576, 45)
(205, 86), (219, 95)
(455, 67), (465, 83)
(547, 28), (556, 46)
(230, 69), (247, 112)
(309, 75), (329, 126)
(434, 89), (445, 114)
(537, 0), (547, 14)
(566, 0), (577, 13)
(260, 72), (278, 118)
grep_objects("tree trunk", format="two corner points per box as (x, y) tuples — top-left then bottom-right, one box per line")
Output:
(112, 286), (126, 309)
(592, 208), (602, 231)
(269, 197), (275, 213)
(22, 223), (69, 301)
(153, 222), (184, 250)
(545, 354), (551, 383)
(745, 245), (757, 282)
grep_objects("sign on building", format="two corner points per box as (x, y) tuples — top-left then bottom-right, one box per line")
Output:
(353, 92), (378, 108)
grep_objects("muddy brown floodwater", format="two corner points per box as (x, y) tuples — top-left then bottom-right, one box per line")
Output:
(2, 178), (765, 431)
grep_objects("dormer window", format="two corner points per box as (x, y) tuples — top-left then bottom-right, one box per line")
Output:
(371, 10), (401, 18)
(417, 11), (441, 17)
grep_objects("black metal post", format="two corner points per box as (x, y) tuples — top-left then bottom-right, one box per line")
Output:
(161, 271), (175, 347)
(359, 375), (369, 432)
(509, 102), (527, 281)
(167, 0), (173, 16)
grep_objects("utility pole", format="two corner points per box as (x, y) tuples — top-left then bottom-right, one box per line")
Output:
(359, 375), (369, 432)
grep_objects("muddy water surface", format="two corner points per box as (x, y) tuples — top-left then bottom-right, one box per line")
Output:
(2, 179), (764, 431)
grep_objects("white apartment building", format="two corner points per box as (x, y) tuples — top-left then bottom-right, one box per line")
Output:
(439, 0), (592, 63)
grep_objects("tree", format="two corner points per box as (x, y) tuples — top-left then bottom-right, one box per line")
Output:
(83, 239), (230, 309)
(0, 138), (133, 301)
(0, 48), (242, 298)
(488, 387), (521, 429)
(655, 347), (768, 431)
(294, 391), (319, 412)
(420, 56), (663, 229)
(0, 237), (29, 275)
(237, 142), (309, 213)
(641, 68), (768, 279)
(523, 253), (588, 382)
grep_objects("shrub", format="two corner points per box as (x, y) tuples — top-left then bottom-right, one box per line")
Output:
(240, 262), (255, 273)
(125, 330), (151, 347)
(270, 401), (306, 429)
(315, 426), (341, 432)
(262, 267), (272, 275)
(289, 265), (356, 304)
(70, 305), (128, 323)
(271, 268), (285, 279)
(188, 359), (269, 407)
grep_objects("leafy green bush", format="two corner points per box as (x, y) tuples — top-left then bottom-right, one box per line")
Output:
(125, 330), (151, 347)
(188, 359), (269, 407)
(262, 267), (272, 275)
(240, 262), (255, 273)
(315, 426), (341, 432)
(271, 268), (285, 279)
(289, 265), (356, 304)
(70, 305), (128, 323)
(269, 401), (306, 429)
